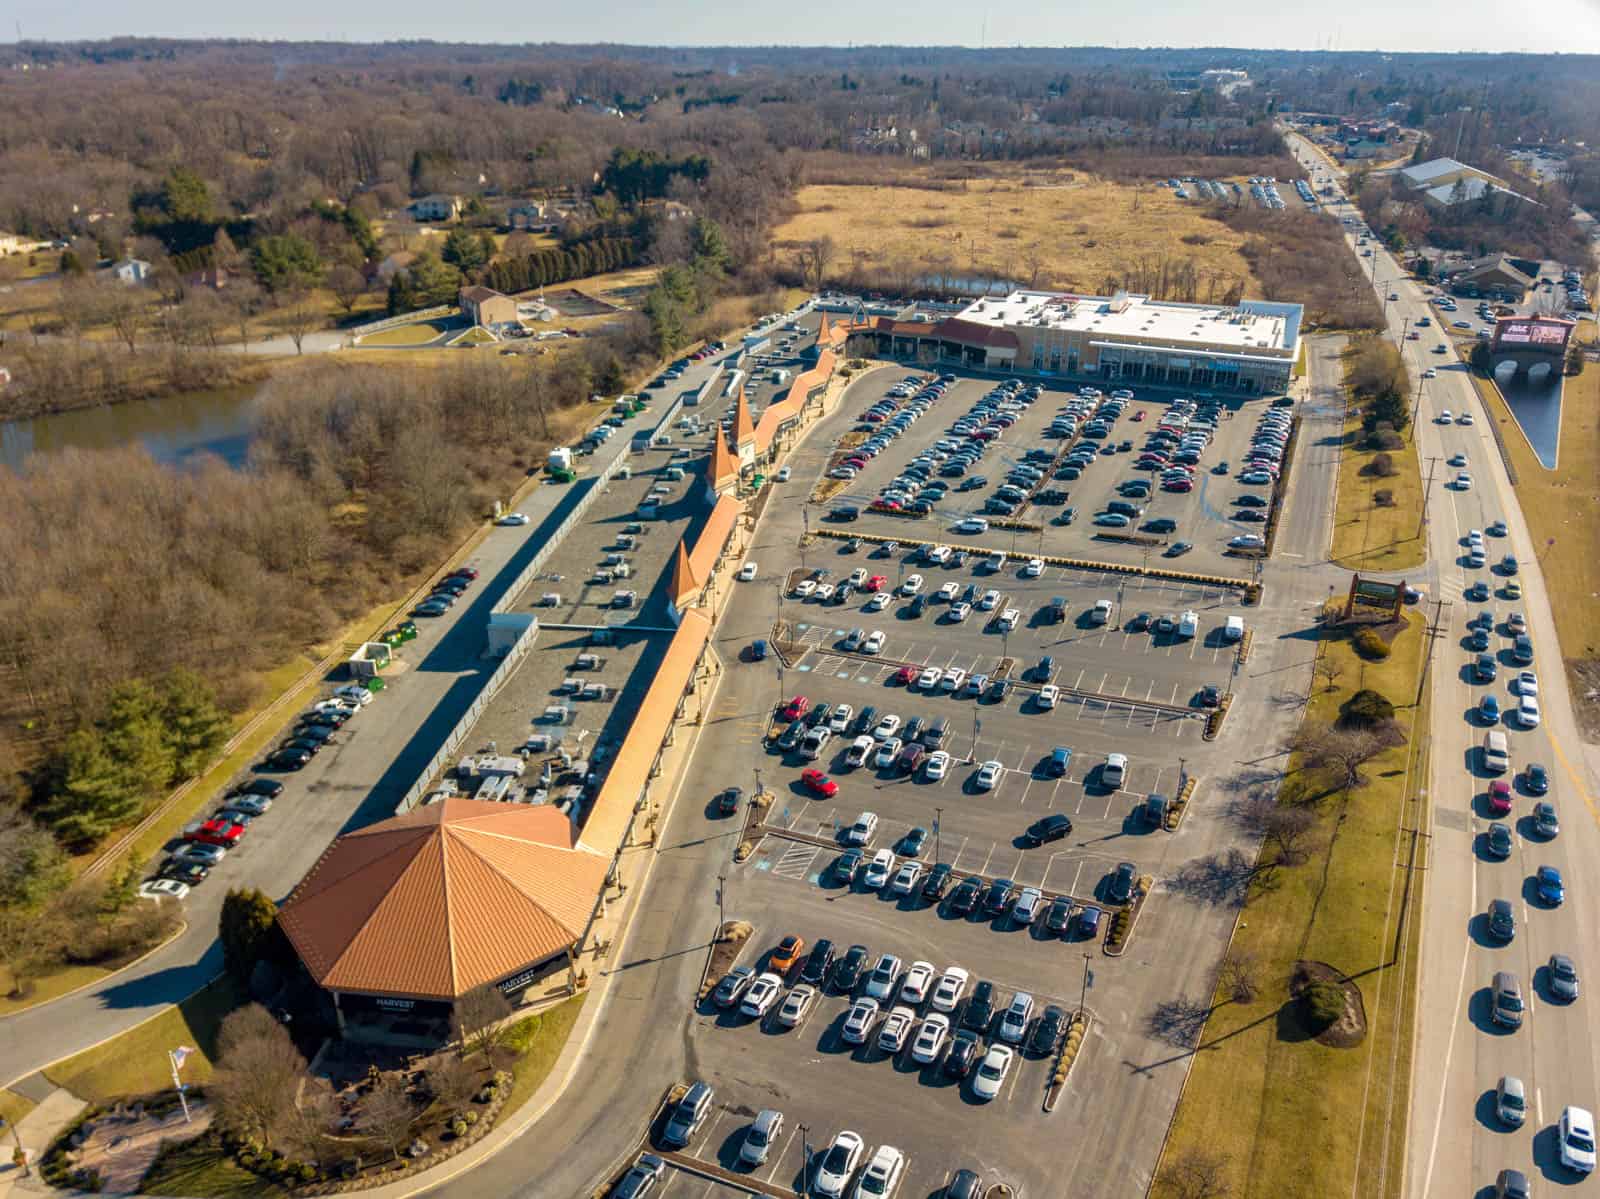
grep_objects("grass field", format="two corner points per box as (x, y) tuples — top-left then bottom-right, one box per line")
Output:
(141, 1137), (290, 1198)
(772, 167), (1263, 299)
(499, 996), (586, 1119)
(0, 1087), (37, 1127)
(44, 975), (241, 1102)
(1330, 348), (1426, 571)
(1472, 364), (1600, 733)
(1154, 613), (1426, 1199)
(0, 963), (122, 1017)
(358, 320), (448, 346)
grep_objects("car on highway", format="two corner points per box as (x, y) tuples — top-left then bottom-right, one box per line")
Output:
(1537, 864), (1565, 906)
(1496, 1076), (1528, 1128)
(1524, 763), (1550, 795)
(1550, 954), (1581, 1003)
(1560, 1106), (1598, 1174)
(1485, 822), (1513, 859)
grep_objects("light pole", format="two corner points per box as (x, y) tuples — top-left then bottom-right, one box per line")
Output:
(934, 806), (944, 864)
(1078, 953), (1092, 1018)
(1, 1115), (27, 1177)
(797, 1124), (811, 1198)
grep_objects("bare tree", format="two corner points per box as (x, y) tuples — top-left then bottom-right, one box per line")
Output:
(453, 983), (514, 1062)
(226, 276), (264, 348)
(1165, 1149), (1234, 1199)
(327, 264), (369, 316)
(798, 236), (836, 290)
(1168, 848), (1262, 908)
(277, 286), (323, 354)
(1145, 995), (1212, 1049)
(210, 1003), (308, 1149)
(1218, 949), (1261, 1004)
(361, 1073), (419, 1163)
(1263, 804), (1319, 865)
(1291, 723), (1386, 791)
(425, 1052), (482, 1115)
(1313, 656), (1343, 701)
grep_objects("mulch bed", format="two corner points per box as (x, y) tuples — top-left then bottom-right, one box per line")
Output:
(1289, 960), (1368, 1049)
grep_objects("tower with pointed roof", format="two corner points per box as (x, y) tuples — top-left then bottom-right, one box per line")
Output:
(705, 433), (739, 502)
(665, 539), (702, 625)
(732, 382), (756, 470)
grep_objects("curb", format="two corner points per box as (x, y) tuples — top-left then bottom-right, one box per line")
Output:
(1164, 777), (1200, 832)
(1041, 1010), (1092, 1113)
(1102, 880), (1151, 957)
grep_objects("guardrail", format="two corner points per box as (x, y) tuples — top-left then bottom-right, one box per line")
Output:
(348, 304), (454, 339)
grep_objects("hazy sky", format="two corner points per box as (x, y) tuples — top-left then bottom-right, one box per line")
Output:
(8, 0), (1600, 54)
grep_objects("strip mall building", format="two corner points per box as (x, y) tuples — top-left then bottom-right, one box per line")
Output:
(863, 290), (1303, 395)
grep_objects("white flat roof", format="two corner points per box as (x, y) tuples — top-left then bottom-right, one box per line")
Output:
(957, 291), (1301, 356)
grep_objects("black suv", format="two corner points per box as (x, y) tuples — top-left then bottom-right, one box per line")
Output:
(660, 1081), (714, 1149)
(962, 981), (996, 1032)
(948, 876), (983, 914)
(799, 939), (836, 986)
(832, 944), (869, 993)
(1023, 815), (1073, 847)
(984, 877), (1017, 915)
(921, 862), (954, 900)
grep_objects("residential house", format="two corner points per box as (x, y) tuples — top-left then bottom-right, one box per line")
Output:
(365, 251), (417, 284)
(406, 194), (462, 223)
(184, 266), (229, 291)
(459, 285), (520, 328)
(0, 232), (52, 256)
(1449, 254), (1536, 300)
(505, 203), (558, 232)
(111, 258), (152, 285)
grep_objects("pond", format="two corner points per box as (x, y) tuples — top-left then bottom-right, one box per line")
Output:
(0, 382), (264, 471)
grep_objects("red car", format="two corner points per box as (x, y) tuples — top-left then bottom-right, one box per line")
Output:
(1162, 480), (1194, 493)
(801, 769), (839, 798)
(1486, 779), (1512, 816)
(1132, 410), (1147, 422)
(450, 566), (480, 581)
(190, 817), (245, 848)
(780, 695), (811, 721)
(894, 664), (919, 684)
(865, 575), (888, 592)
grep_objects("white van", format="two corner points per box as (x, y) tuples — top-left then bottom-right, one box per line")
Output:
(1103, 753), (1128, 788)
(1224, 615), (1246, 642)
(1178, 610), (1199, 639)
(1091, 599), (1115, 626)
(1483, 730), (1510, 774)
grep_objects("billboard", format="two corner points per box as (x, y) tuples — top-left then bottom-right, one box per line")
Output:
(1493, 318), (1574, 354)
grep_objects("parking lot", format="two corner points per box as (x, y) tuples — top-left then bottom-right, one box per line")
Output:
(821, 373), (1290, 577)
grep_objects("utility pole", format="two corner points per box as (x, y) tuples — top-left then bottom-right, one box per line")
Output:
(1416, 596), (1451, 706)
(796, 1124), (811, 1198)
(933, 806), (943, 864)
(1417, 456), (1441, 538)
(1078, 953), (1093, 1018)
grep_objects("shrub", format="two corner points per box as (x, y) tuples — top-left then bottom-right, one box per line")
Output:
(450, 1117), (468, 1138)
(1374, 488), (1395, 506)
(1369, 451), (1397, 477)
(1339, 688), (1396, 729)
(1363, 428), (1402, 452)
(1353, 628), (1391, 660)
(1301, 979), (1347, 1032)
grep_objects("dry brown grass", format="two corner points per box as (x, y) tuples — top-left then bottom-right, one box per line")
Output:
(772, 167), (1261, 298)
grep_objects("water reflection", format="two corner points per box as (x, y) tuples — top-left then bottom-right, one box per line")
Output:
(0, 383), (263, 471)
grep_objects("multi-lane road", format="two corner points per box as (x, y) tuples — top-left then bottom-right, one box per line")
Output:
(1289, 132), (1600, 1198)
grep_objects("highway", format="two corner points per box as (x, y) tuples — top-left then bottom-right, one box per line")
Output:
(1288, 132), (1600, 1198)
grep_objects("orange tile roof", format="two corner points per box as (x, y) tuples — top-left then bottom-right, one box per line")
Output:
(280, 798), (607, 1001)
(579, 608), (713, 854)
(686, 494), (741, 593)
(707, 433), (739, 490)
(667, 539), (702, 606)
(753, 348), (835, 455)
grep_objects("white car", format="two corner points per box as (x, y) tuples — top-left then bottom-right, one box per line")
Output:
(814, 1130), (866, 1197)
(1518, 694), (1542, 728)
(1516, 670), (1539, 697)
(1024, 558), (1045, 578)
(793, 579), (817, 598)
(877, 1006), (916, 1054)
(815, 584), (836, 602)
(137, 878), (190, 902)
(1103, 752), (1129, 788)
(948, 601), (971, 623)
(845, 735), (875, 768)
(972, 1044), (1015, 1101)
(941, 668), (967, 692)
(937, 582), (960, 601)
(740, 972), (785, 1018)
(1229, 534), (1265, 549)
(1458, 411), (1474, 425)
(1561, 1106), (1598, 1174)
(864, 847), (897, 888)
(738, 562), (758, 581)
(956, 517), (989, 534)
(899, 960), (936, 1005)
(924, 750), (951, 780)
(978, 589), (1001, 611)
(777, 984), (816, 1028)
(874, 738), (903, 770)
(889, 860), (923, 895)
(854, 1145), (906, 1199)
(840, 999), (881, 1045)
(910, 1012), (950, 1063)
(901, 574), (925, 595)
(863, 953), (903, 1000)
(1437, 409), (1453, 424)
(1013, 888), (1044, 926)
(975, 760), (1004, 790)
(873, 714), (902, 740)
(865, 592), (890, 612)
(829, 704), (855, 733)
(998, 608), (1020, 631)
(776, 466), (791, 481)
(918, 666), (944, 690)
(1455, 472), (1473, 490)
(1423, 368), (1438, 379)
(930, 966), (969, 1012)
(846, 812), (879, 846)
(862, 630), (886, 655)
(497, 512), (530, 526)
(333, 685), (374, 706)
(1038, 684), (1060, 709)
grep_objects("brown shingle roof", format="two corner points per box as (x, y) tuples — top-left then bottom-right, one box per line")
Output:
(932, 317), (1021, 350)
(460, 285), (504, 305)
(280, 798), (607, 1001)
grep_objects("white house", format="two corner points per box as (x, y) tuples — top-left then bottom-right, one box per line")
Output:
(406, 194), (461, 222)
(111, 258), (152, 285)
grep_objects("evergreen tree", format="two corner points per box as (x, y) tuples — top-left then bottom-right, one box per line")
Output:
(251, 233), (324, 293)
(40, 730), (142, 847)
(101, 679), (178, 797)
(441, 227), (490, 273)
(219, 888), (280, 985)
(160, 669), (231, 778)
